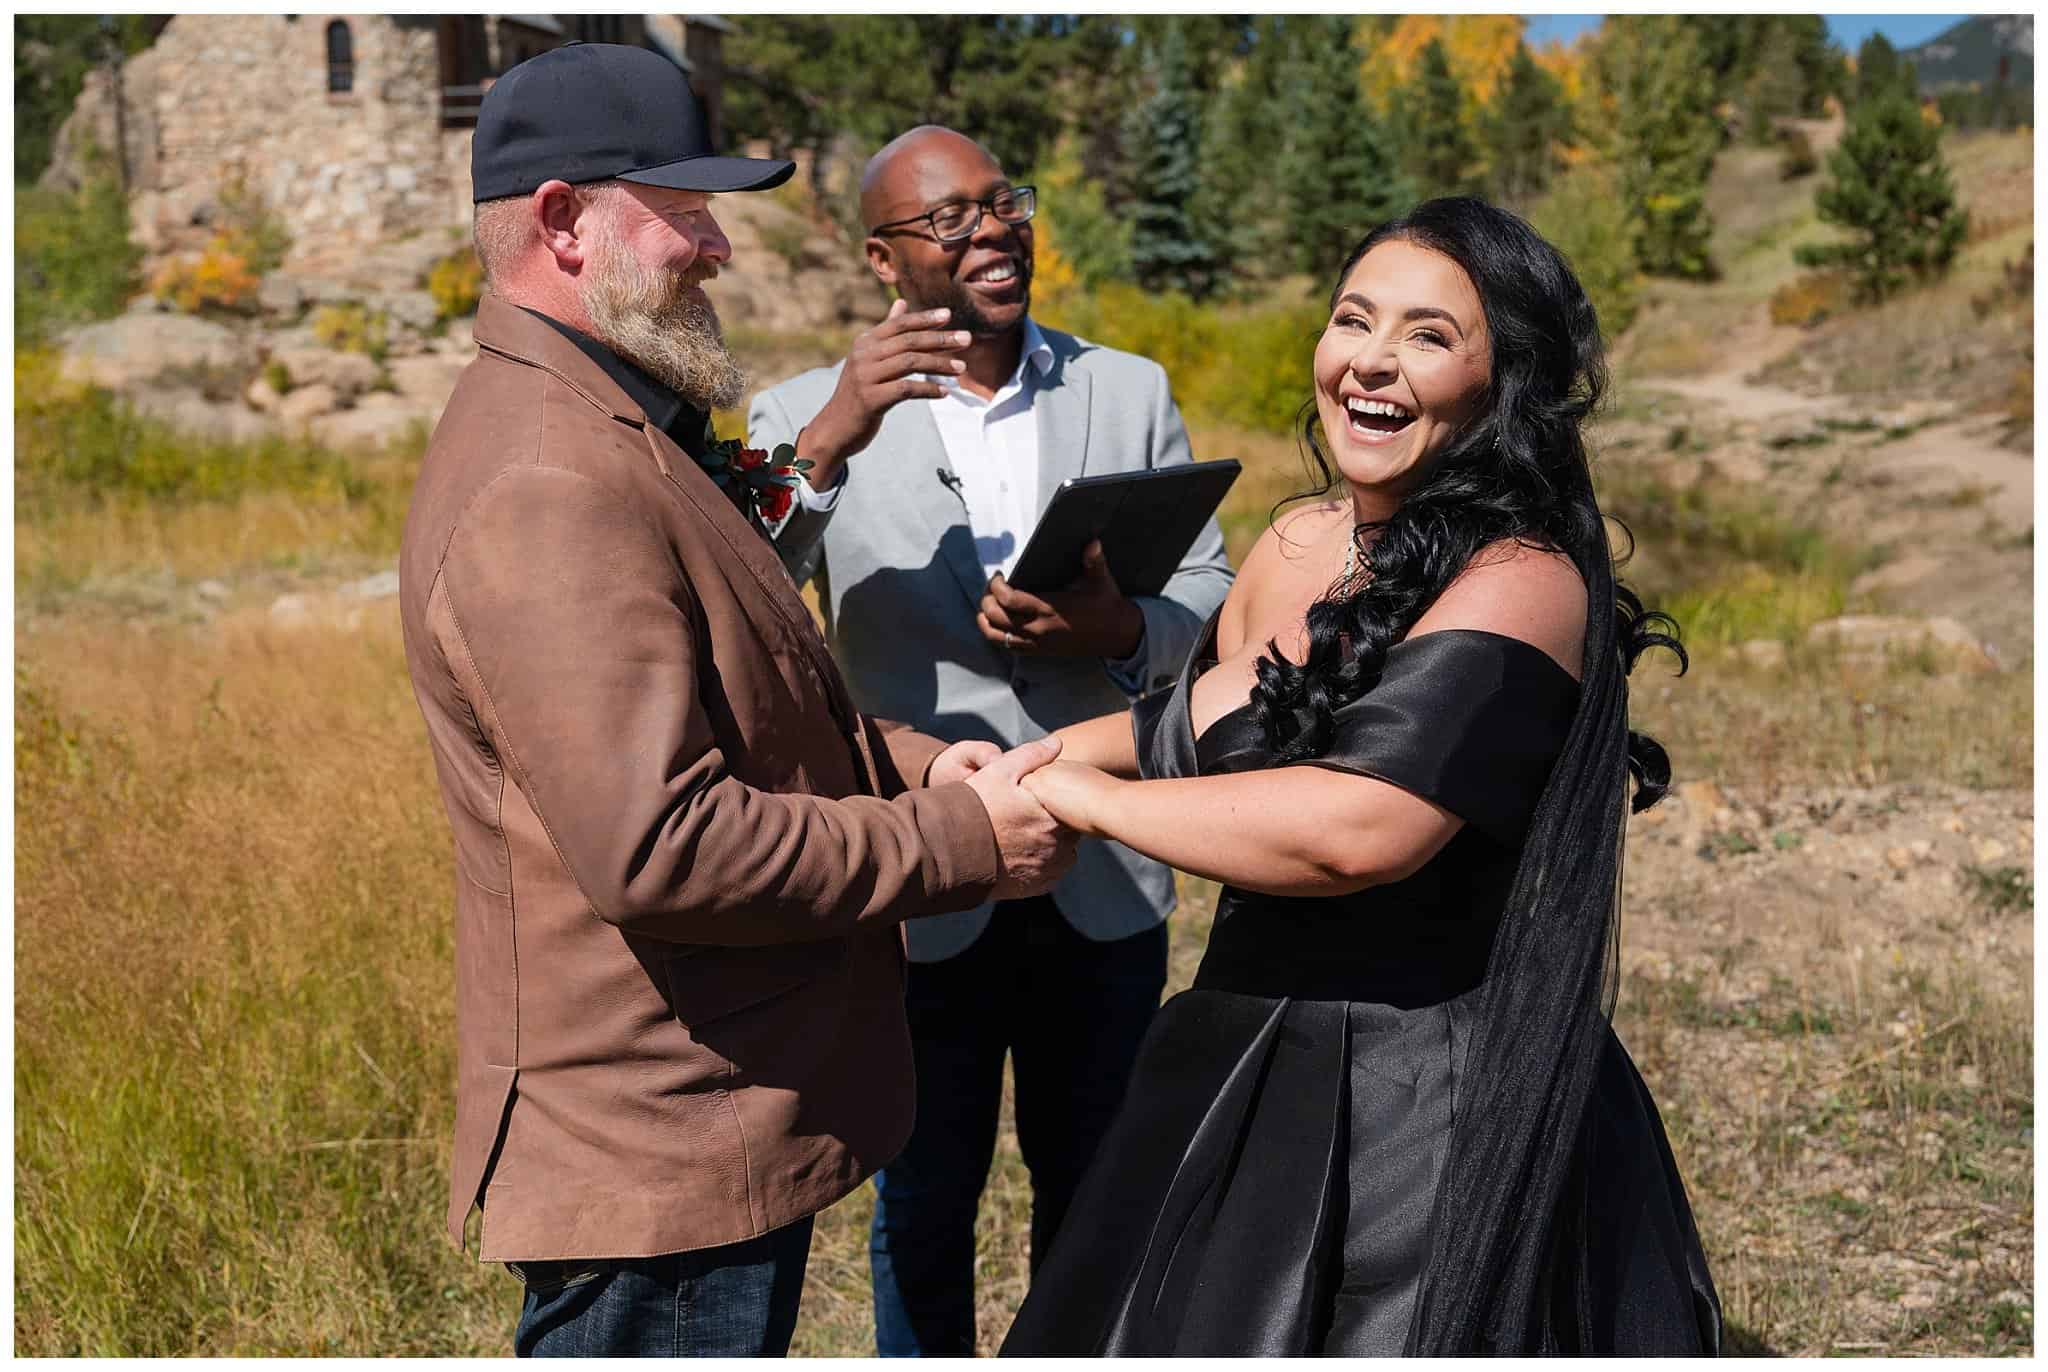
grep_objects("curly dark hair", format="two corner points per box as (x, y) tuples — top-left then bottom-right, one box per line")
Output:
(1248, 196), (1684, 811)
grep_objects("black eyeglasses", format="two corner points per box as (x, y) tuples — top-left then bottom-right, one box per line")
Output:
(871, 186), (1036, 244)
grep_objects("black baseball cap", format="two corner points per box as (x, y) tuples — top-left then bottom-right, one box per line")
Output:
(472, 42), (794, 202)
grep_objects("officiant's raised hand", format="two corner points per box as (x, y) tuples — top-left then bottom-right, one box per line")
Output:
(794, 298), (973, 490)
(979, 540), (1143, 660)
(961, 735), (1079, 900)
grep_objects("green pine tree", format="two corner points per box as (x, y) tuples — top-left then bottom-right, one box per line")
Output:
(1484, 41), (1568, 206)
(1123, 23), (1222, 299)
(1795, 91), (1969, 301)
(1782, 15), (1844, 115)
(1743, 36), (1807, 145)
(1195, 15), (1290, 284)
(1603, 15), (1721, 280)
(1399, 38), (1481, 198)
(1853, 32), (1919, 107)
(1281, 16), (1411, 281)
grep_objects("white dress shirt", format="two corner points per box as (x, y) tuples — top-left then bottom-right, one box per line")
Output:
(794, 315), (1148, 688)
(923, 317), (1056, 583)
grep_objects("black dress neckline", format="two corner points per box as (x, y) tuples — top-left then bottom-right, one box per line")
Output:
(1184, 614), (1582, 755)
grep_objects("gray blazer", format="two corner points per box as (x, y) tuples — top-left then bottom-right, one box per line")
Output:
(750, 324), (1235, 961)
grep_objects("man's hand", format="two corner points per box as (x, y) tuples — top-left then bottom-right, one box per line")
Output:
(927, 738), (1002, 788)
(962, 736), (1079, 901)
(978, 540), (1143, 660)
(796, 299), (973, 490)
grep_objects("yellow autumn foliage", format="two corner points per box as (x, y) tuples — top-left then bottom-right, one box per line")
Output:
(1029, 220), (1081, 312)
(1359, 14), (1524, 105)
(150, 236), (262, 315)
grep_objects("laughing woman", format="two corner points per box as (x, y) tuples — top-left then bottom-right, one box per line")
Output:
(997, 199), (1721, 1357)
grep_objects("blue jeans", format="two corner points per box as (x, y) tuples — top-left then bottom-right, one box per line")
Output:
(511, 1217), (813, 1357)
(870, 898), (1167, 1356)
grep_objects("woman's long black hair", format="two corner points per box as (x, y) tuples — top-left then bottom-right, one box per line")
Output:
(1250, 198), (1689, 1353)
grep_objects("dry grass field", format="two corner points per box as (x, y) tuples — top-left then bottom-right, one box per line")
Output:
(16, 128), (2031, 1355)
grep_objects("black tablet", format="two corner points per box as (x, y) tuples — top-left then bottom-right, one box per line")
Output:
(1007, 460), (1241, 597)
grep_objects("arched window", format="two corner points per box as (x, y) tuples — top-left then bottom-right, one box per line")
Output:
(326, 20), (354, 94)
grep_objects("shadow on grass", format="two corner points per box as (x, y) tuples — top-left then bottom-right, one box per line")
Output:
(1723, 1319), (1780, 1356)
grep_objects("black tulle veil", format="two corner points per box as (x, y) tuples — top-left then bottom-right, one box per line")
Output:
(1403, 485), (1650, 1354)
(1240, 199), (1688, 1353)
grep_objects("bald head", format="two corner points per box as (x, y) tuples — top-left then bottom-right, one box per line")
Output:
(856, 123), (1033, 342)
(860, 125), (1001, 232)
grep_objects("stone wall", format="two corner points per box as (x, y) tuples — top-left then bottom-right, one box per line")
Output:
(123, 14), (458, 268)
(48, 14), (742, 274)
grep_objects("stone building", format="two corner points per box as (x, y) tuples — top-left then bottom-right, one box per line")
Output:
(50, 13), (734, 270)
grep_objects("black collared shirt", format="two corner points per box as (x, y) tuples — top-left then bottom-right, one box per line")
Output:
(520, 306), (710, 459)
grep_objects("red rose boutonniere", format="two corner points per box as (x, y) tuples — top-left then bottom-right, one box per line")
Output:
(698, 430), (812, 528)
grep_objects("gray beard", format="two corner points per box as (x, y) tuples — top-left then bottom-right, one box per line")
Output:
(582, 237), (747, 412)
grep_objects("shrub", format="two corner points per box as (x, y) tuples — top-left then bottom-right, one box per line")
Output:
(426, 250), (482, 320)
(15, 164), (143, 346)
(1528, 161), (1643, 341)
(263, 358), (295, 395)
(1030, 135), (1134, 290)
(1036, 281), (1321, 435)
(312, 303), (390, 362)
(1768, 272), (1850, 328)
(1777, 127), (1819, 180)
(214, 172), (292, 275)
(14, 360), (376, 510)
(150, 238), (262, 315)
(1971, 240), (2032, 318)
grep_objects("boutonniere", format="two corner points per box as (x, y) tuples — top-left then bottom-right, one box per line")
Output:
(698, 430), (813, 526)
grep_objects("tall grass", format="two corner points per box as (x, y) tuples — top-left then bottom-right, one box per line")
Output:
(15, 616), (514, 1354)
(1599, 466), (1875, 648)
(15, 351), (420, 601)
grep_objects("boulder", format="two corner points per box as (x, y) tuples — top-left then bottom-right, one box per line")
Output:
(245, 375), (283, 413)
(310, 393), (434, 452)
(386, 354), (468, 411)
(277, 383), (341, 431)
(1737, 639), (1788, 670)
(126, 387), (280, 444)
(60, 313), (253, 391)
(269, 346), (381, 399)
(257, 273), (306, 319)
(435, 317), (477, 357)
(332, 235), (462, 292)
(1806, 615), (2001, 674)
(371, 288), (441, 335)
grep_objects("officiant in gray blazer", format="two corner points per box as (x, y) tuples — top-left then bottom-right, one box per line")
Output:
(748, 126), (1233, 1356)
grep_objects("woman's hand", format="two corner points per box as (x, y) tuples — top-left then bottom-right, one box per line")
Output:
(1020, 760), (1121, 837)
(928, 739), (1003, 788)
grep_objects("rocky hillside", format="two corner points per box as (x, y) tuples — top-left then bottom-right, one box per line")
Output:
(53, 187), (878, 451)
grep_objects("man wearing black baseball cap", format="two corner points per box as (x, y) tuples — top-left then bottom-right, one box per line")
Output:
(468, 40), (794, 430)
(399, 41), (1076, 1360)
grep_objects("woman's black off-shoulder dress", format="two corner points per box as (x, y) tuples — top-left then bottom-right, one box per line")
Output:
(1000, 618), (1720, 1356)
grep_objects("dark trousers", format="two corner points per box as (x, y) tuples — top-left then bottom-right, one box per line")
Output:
(869, 897), (1168, 1356)
(511, 1217), (813, 1357)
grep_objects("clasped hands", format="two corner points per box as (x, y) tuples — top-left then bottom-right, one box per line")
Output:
(930, 736), (1119, 901)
